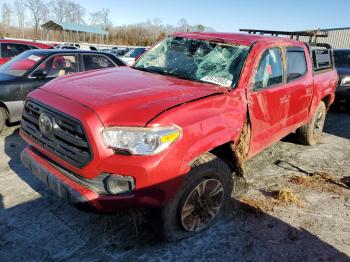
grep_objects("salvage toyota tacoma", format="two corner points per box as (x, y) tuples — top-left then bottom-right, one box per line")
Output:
(20, 32), (337, 241)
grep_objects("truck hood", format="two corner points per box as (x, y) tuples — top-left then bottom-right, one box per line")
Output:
(41, 67), (226, 126)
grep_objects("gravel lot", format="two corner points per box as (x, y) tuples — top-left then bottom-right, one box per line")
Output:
(0, 110), (349, 261)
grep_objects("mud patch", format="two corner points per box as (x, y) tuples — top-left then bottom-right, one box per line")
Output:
(289, 172), (346, 195)
(270, 187), (304, 208)
(240, 187), (303, 215)
(232, 120), (251, 177)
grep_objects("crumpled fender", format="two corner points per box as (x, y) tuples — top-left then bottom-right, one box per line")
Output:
(147, 90), (248, 171)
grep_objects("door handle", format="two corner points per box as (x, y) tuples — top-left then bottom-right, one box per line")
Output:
(305, 88), (313, 95)
(280, 95), (290, 102)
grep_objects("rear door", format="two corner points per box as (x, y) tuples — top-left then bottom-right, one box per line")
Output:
(284, 47), (313, 126)
(248, 47), (290, 156)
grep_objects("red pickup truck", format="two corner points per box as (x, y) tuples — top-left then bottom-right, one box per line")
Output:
(20, 32), (337, 241)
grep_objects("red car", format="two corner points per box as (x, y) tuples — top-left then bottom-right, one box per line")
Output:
(20, 32), (337, 240)
(0, 39), (52, 65)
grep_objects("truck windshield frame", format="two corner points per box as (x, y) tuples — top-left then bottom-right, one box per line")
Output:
(133, 36), (249, 88)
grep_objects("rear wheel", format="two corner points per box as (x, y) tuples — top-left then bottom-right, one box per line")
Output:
(154, 152), (234, 241)
(0, 108), (7, 134)
(297, 102), (326, 145)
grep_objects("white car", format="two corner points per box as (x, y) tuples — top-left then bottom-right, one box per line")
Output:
(120, 48), (147, 66)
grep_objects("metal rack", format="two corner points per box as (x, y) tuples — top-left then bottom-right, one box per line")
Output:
(239, 28), (328, 43)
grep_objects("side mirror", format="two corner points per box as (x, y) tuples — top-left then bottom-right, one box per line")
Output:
(31, 70), (47, 79)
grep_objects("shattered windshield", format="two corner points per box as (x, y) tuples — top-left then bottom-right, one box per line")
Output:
(133, 37), (249, 88)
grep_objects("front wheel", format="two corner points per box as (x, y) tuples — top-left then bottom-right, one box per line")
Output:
(154, 152), (234, 241)
(297, 102), (326, 145)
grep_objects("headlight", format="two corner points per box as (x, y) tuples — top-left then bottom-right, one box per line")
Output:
(102, 126), (181, 155)
(341, 76), (350, 85)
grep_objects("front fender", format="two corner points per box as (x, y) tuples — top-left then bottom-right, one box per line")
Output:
(147, 93), (247, 171)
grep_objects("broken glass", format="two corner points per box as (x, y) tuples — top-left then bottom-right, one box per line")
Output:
(133, 37), (249, 88)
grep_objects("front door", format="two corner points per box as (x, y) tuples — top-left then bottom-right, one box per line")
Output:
(247, 47), (290, 157)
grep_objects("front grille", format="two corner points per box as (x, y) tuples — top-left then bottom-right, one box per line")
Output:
(21, 100), (92, 168)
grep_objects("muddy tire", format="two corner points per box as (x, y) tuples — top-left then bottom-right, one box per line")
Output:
(0, 107), (7, 134)
(297, 102), (326, 146)
(153, 152), (234, 242)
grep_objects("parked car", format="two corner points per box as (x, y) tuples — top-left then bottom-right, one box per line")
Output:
(109, 47), (130, 57)
(333, 49), (350, 109)
(20, 33), (337, 241)
(0, 39), (52, 65)
(0, 49), (126, 133)
(120, 47), (147, 65)
(54, 44), (79, 50)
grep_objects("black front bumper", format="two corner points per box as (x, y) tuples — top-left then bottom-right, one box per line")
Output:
(20, 149), (90, 208)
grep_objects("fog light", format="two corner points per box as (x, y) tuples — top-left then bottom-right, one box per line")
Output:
(104, 174), (135, 195)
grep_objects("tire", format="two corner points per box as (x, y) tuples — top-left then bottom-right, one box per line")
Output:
(297, 102), (326, 146)
(0, 107), (7, 134)
(153, 152), (234, 242)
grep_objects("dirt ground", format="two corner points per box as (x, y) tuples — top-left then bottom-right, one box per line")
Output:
(0, 110), (349, 262)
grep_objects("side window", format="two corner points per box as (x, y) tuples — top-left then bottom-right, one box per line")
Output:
(32, 55), (77, 78)
(1, 43), (31, 58)
(254, 48), (283, 90)
(286, 48), (307, 82)
(83, 54), (115, 71)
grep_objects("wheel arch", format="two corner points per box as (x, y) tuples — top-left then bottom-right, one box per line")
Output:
(321, 94), (333, 110)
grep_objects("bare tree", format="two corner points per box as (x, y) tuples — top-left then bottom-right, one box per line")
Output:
(65, 1), (85, 24)
(14, 0), (26, 38)
(1, 3), (12, 28)
(50, 0), (66, 22)
(50, 0), (85, 24)
(101, 8), (112, 31)
(89, 8), (112, 30)
(178, 18), (188, 32)
(26, 0), (48, 39)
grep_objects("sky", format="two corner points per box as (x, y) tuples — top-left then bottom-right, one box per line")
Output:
(1, 0), (350, 32)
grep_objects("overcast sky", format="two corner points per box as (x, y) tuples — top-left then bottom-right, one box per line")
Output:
(1, 0), (349, 31)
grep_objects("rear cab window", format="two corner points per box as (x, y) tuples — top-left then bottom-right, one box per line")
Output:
(286, 47), (307, 82)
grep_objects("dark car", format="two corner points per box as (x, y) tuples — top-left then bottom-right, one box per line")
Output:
(109, 47), (131, 57)
(334, 49), (350, 109)
(0, 49), (126, 133)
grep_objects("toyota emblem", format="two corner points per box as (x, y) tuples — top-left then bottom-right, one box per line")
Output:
(38, 113), (54, 135)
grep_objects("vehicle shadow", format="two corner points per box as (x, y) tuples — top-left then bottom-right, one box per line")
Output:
(2, 131), (349, 261)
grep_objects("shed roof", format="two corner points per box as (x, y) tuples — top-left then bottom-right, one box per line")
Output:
(41, 20), (108, 35)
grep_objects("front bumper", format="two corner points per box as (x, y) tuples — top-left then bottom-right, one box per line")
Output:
(20, 146), (186, 212)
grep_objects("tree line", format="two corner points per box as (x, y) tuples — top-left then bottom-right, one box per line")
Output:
(0, 0), (213, 46)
